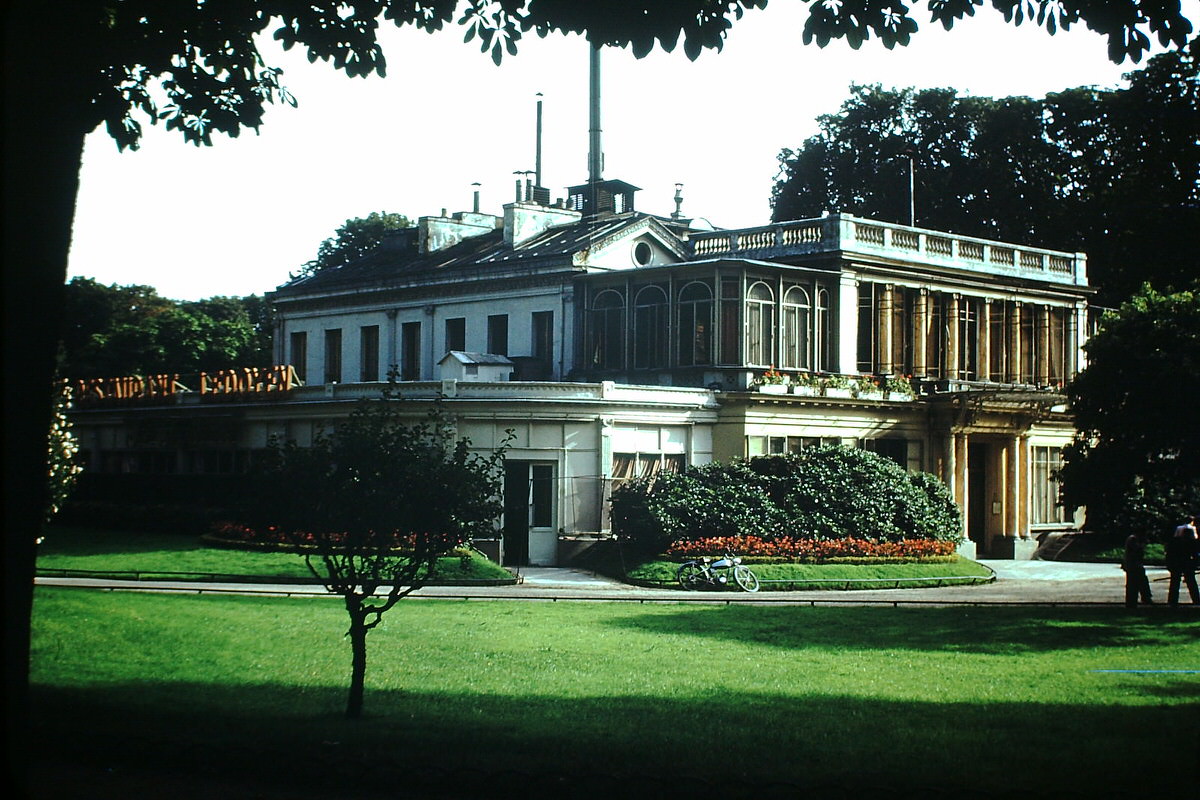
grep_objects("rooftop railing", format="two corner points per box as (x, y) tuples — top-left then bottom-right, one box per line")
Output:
(689, 214), (1087, 287)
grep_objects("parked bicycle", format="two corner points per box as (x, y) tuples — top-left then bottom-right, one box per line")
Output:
(677, 554), (760, 593)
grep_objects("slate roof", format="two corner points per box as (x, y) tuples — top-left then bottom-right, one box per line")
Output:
(439, 351), (514, 366)
(273, 211), (667, 297)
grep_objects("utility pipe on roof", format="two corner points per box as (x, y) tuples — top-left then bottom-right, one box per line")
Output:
(588, 44), (602, 184)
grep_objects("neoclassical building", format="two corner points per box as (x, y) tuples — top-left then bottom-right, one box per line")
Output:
(71, 172), (1090, 564)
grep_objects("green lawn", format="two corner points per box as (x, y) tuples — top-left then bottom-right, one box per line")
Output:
(627, 555), (993, 590)
(36, 525), (512, 582)
(29, 587), (1199, 798)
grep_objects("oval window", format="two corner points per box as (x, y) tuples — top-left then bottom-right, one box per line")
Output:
(633, 241), (653, 266)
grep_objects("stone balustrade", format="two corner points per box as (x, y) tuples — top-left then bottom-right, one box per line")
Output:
(283, 380), (719, 408)
(688, 214), (1087, 286)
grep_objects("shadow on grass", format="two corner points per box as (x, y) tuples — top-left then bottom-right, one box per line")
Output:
(30, 679), (1197, 799)
(37, 526), (205, 557)
(604, 605), (1200, 655)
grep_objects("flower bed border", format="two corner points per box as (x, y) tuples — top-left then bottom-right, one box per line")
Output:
(663, 535), (959, 561)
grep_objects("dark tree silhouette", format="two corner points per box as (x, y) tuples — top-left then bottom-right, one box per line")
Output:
(4, 0), (1194, 790)
(297, 211), (412, 278)
(770, 40), (1199, 304)
(59, 278), (272, 378)
(253, 383), (507, 718)
(1060, 284), (1200, 536)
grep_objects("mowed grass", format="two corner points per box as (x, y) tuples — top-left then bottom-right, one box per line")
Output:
(628, 555), (994, 589)
(36, 526), (512, 582)
(30, 587), (1199, 798)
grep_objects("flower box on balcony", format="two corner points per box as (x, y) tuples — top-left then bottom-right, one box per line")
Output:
(791, 384), (820, 396)
(858, 389), (885, 401)
(824, 387), (854, 399)
(757, 383), (788, 394)
(887, 391), (915, 402)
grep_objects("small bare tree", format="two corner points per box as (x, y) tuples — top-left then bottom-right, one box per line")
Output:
(256, 381), (506, 718)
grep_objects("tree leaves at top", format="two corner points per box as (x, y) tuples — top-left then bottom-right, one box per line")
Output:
(71, 2), (1195, 154)
(297, 211), (412, 278)
(770, 39), (1200, 304)
(1059, 284), (1200, 536)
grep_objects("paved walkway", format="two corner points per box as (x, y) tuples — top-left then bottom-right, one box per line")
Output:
(35, 560), (1196, 607)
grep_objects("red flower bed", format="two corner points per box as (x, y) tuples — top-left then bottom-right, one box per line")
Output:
(664, 535), (957, 561)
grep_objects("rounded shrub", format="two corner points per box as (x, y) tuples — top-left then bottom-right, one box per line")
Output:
(612, 445), (962, 553)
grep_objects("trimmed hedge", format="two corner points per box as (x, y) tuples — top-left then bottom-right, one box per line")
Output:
(613, 445), (962, 554)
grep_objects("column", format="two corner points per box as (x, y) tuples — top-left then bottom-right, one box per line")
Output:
(943, 433), (957, 502)
(877, 284), (894, 374)
(1018, 435), (1030, 541)
(1037, 305), (1051, 385)
(946, 294), (960, 380)
(1070, 301), (1086, 378)
(954, 432), (969, 517)
(273, 315), (286, 365)
(979, 300), (992, 382)
(914, 289), (929, 377)
(386, 309), (399, 375)
(837, 274), (859, 375)
(1005, 436), (1021, 539)
(1007, 302), (1022, 383)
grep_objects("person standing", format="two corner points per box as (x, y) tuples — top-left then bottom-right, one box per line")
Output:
(1122, 530), (1153, 608)
(1165, 515), (1200, 606)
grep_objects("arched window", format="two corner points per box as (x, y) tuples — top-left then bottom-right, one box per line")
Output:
(633, 285), (669, 369)
(782, 285), (811, 370)
(745, 281), (775, 367)
(588, 289), (625, 370)
(677, 281), (713, 367)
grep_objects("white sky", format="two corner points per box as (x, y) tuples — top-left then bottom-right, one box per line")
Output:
(67, 2), (1196, 301)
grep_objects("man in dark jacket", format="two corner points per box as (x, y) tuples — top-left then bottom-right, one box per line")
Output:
(1165, 515), (1200, 607)
(1122, 530), (1153, 608)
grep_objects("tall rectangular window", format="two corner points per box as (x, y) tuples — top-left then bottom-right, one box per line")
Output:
(487, 314), (509, 356)
(957, 298), (980, 380)
(324, 329), (342, 384)
(532, 311), (554, 377)
(856, 283), (876, 372)
(927, 294), (946, 379)
(401, 321), (421, 380)
(359, 325), (380, 382)
(531, 464), (554, 528)
(445, 317), (466, 353)
(289, 332), (307, 383)
(1031, 446), (1068, 525)
(989, 301), (1008, 381)
(718, 277), (741, 365)
(1019, 306), (1036, 384)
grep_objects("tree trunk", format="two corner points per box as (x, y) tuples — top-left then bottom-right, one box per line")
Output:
(345, 596), (368, 719)
(4, 5), (98, 792)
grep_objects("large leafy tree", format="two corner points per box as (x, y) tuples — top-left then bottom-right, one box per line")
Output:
(3, 0), (1194, 789)
(770, 40), (1200, 303)
(1060, 284), (1200, 537)
(252, 384), (507, 718)
(297, 211), (412, 278)
(59, 278), (271, 377)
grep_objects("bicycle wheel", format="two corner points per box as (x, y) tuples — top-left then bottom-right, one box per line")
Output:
(734, 565), (760, 593)
(677, 562), (705, 590)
